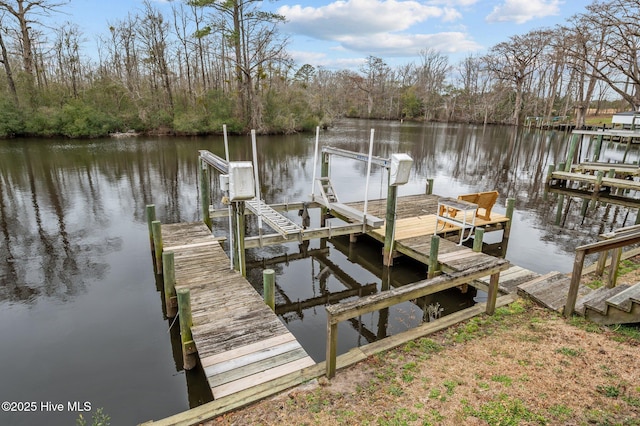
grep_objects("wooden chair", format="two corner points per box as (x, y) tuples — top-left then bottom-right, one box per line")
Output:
(457, 191), (499, 220)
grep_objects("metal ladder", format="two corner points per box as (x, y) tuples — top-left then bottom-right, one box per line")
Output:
(316, 177), (339, 205)
(246, 199), (303, 239)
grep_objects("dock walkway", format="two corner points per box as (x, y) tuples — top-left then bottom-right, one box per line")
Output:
(161, 222), (315, 400)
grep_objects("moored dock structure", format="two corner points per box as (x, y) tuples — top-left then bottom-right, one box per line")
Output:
(142, 129), (548, 425)
(547, 127), (640, 203)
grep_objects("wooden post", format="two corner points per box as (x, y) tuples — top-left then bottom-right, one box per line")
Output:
(163, 251), (177, 318)
(580, 198), (590, 219)
(428, 235), (440, 278)
(426, 178), (434, 195)
(607, 247), (622, 288)
(177, 288), (196, 370)
(231, 202), (239, 271)
(146, 204), (156, 252)
(500, 198), (515, 258)
(152, 220), (163, 274)
(555, 194), (564, 226)
(236, 201), (247, 277)
(486, 272), (499, 315)
(320, 151), (329, 227)
(199, 159), (212, 230)
(383, 183), (398, 266)
(593, 170), (604, 194)
(595, 250), (608, 276)
(545, 164), (555, 183)
(263, 269), (275, 310)
(564, 249), (586, 317)
(558, 162), (566, 172)
(326, 315), (337, 378)
(473, 227), (484, 252)
(592, 134), (603, 162)
(564, 133), (580, 172)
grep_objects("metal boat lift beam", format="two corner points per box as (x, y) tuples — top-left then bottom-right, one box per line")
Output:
(321, 146), (390, 169)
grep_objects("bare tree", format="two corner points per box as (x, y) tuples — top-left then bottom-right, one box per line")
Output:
(415, 49), (449, 121)
(578, 0), (640, 111)
(0, 14), (18, 104)
(485, 29), (551, 126)
(0, 0), (67, 77)
(138, 0), (174, 113)
(562, 11), (608, 126)
(53, 22), (82, 97)
(189, 0), (288, 130)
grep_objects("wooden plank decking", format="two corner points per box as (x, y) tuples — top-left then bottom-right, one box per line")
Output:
(161, 222), (315, 400)
(347, 193), (516, 290)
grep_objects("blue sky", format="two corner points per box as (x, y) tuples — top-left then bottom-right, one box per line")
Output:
(59, 0), (593, 69)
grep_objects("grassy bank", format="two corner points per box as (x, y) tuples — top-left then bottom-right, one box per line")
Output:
(209, 298), (639, 426)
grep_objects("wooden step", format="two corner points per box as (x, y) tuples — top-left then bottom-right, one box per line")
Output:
(606, 283), (640, 312)
(517, 272), (593, 313)
(581, 285), (631, 315)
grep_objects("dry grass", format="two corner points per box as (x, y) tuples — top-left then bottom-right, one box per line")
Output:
(204, 299), (640, 426)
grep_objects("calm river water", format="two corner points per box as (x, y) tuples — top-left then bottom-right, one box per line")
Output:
(1, 119), (637, 425)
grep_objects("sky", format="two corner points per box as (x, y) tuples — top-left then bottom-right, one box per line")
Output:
(58, 0), (594, 69)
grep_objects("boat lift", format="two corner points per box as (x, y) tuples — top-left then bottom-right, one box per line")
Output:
(310, 130), (412, 231)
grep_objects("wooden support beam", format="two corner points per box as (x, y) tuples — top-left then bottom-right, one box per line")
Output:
(162, 251), (177, 318)
(152, 220), (163, 275)
(564, 133), (580, 171)
(243, 223), (370, 249)
(177, 288), (196, 370)
(383, 183), (398, 266)
(564, 249), (586, 317)
(473, 227), (484, 253)
(486, 272), (499, 315)
(263, 269), (275, 311)
(607, 247), (622, 288)
(325, 260), (509, 377)
(236, 202), (246, 277)
(426, 178), (434, 195)
(428, 235), (440, 279)
(146, 204), (156, 253)
(200, 159), (212, 230)
(500, 198), (515, 258)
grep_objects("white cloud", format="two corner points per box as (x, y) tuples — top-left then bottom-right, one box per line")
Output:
(278, 0), (479, 59)
(290, 50), (364, 69)
(279, 0), (456, 39)
(485, 0), (561, 24)
(339, 32), (482, 56)
(427, 0), (479, 5)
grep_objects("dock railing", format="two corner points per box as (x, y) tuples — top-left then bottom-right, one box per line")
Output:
(565, 227), (640, 317)
(324, 260), (509, 378)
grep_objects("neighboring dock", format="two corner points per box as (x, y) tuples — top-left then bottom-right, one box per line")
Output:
(152, 219), (314, 400)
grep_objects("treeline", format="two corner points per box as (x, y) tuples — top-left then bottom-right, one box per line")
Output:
(0, 0), (638, 138)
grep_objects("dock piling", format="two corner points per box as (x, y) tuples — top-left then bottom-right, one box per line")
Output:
(199, 159), (212, 230)
(426, 178), (434, 195)
(162, 251), (177, 318)
(152, 220), (163, 274)
(383, 183), (398, 266)
(263, 269), (275, 310)
(473, 227), (484, 252)
(500, 198), (515, 258)
(428, 235), (440, 278)
(177, 288), (196, 370)
(146, 204), (156, 252)
(486, 272), (499, 315)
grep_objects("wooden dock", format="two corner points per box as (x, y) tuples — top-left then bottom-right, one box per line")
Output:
(161, 222), (315, 399)
(346, 194), (510, 274)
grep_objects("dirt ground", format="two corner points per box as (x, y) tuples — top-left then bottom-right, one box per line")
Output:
(203, 296), (639, 426)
